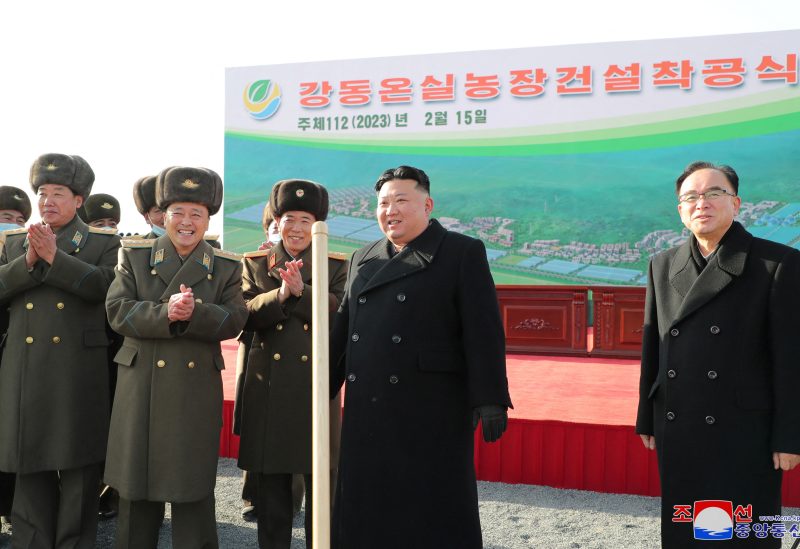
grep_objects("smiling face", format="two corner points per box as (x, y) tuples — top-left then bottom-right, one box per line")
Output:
(165, 202), (210, 256)
(37, 184), (82, 230)
(277, 210), (315, 257)
(376, 178), (433, 249)
(677, 168), (740, 250)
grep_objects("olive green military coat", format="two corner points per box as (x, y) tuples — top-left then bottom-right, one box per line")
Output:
(0, 216), (120, 473)
(104, 235), (247, 503)
(236, 242), (346, 474)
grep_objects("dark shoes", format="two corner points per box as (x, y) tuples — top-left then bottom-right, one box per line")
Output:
(98, 484), (118, 520)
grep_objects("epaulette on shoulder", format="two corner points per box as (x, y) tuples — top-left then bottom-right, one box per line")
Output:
(204, 234), (219, 241)
(214, 248), (243, 262)
(88, 226), (117, 235)
(328, 252), (349, 261)
(243, 249), (271, 259)
(1, 227), (27, 237)
(122, 238), (155, 249)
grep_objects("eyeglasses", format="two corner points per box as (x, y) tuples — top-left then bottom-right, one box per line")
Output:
(678, 188), (736, 204)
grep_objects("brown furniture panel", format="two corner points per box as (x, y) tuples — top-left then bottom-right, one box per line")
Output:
(496, 285), (588, 356)
(591, 286), (646, 358)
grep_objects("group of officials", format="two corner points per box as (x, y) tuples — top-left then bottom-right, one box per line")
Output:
(0, 158), (512, 549)
(0, 155), (798, 549)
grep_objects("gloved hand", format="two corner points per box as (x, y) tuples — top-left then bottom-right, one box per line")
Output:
(472, 405), (508, 443)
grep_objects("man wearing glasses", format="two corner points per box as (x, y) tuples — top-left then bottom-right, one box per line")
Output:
(636, 161), (800, 547)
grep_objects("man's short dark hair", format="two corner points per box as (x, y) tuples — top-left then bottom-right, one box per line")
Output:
(675, 161), (739, 195)
(374, 166), (431, 194)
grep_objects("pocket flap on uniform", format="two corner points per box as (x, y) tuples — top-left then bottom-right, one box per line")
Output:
(418, 350), (463, 373)
(214, 354), (226, 371)
(84, 330), (111, 347)
(647, 380), (661, 399)
(114, 345), (139, 367)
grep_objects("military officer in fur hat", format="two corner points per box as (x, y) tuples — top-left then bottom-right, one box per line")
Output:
(0, 154), (121, 548)
(78, 193), (121, 231)
(236, 179), (346, 549)
(78, 191), (125, 519)
(0, 186), (32, 526)
(133, 174), (220, 247)
(105, 166), (247, 549)
(132, 175), (165, 239)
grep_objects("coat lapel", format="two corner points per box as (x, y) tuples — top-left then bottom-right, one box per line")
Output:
(670, 222), (750, 325)
(360, 220), (446, 294)
(55, 215), (89, 255)
(156, 237), (216, 302)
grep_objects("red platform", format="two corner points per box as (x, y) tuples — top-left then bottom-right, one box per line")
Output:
(217, 340), (800, 506)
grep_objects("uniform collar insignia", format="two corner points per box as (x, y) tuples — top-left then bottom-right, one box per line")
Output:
(202, 252), (211, 270)
(71, 230), (83, 248)
(154, 248), (165, 265)
(268, 253), (277, 270)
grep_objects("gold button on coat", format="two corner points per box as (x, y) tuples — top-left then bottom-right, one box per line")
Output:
(276, 324), (283, 331)
(207, 274), (213, 280)
(56, 302), (64, 309)
(25, 336), (33, 344)
(52, 336), (61, 344)
(25, 303), (33, 310)
(151, 269), (157, 275)
(188, 361), (195, 369)
(303, 324), (309, 331)
(301, 355), (308, 362)
(157, 360), (166, 368)
(195, 298), (203, 304)
(273, 353), (281, 361)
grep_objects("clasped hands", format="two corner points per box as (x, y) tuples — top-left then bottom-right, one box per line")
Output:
(277, 259), (304, 304)
(25, 223), (58, 268)
(168, 284), (195, 322)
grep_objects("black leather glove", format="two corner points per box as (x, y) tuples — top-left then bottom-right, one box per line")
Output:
(472, 405), (508, 443)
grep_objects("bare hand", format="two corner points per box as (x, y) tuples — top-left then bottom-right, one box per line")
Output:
(25, 239), (40, 269)
(168, 284), (195, 321)
(640, 434), (656, 450)
(257, 241), (274, 251)
(28, 223), (57, 264)
(278, 259), (304, 297)
(772, 452), (800, 471)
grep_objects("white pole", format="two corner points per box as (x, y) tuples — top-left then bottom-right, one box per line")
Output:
(311, 221), (330, 549)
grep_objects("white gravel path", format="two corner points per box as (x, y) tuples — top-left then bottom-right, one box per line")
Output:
(2, 458), (798, 548)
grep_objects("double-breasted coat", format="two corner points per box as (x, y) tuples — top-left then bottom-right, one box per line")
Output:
(329, 219), (512, 549)
(104, 235), (247, 503)
(236, 242), (346, 474)
(636, 222), (800, 548)
(0, 216), (120, 473)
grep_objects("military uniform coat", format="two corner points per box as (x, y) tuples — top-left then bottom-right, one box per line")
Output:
(104, 235), (247, 503)
(0, 216), (120, 473)
(236, 242), (346, 474)
(636, 222), (800, 548)
(329, 219), (512, 549)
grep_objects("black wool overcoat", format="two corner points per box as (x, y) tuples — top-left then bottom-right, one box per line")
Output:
(636, 222), (800, 548)
(329, 219), (512, 549)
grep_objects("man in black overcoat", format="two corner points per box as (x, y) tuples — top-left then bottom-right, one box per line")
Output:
(329, 165), (513, 549)
(636, 161), (800, 547)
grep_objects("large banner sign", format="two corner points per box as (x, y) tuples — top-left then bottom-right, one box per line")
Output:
(225, 30), (800, 285)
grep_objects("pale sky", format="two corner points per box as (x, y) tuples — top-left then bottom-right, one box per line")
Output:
(1, 0), (798, 237)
